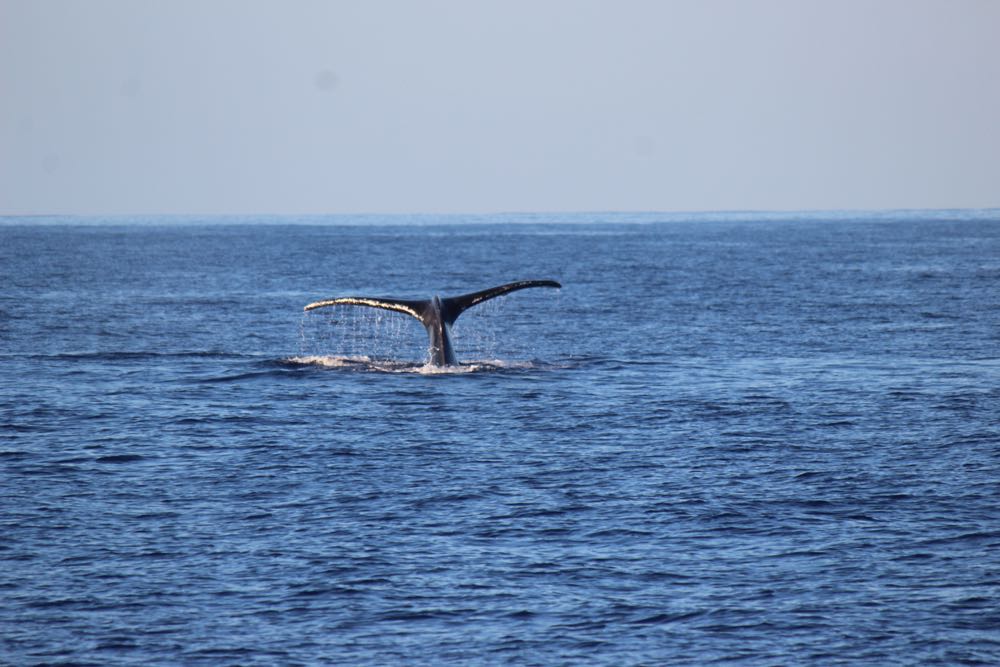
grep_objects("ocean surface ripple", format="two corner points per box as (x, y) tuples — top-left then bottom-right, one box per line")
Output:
(2, 212), (999, 665)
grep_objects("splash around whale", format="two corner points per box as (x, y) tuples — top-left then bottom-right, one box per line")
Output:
(304, 280), (562, 366)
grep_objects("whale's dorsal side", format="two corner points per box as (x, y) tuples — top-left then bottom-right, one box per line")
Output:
(304, 280), (561, 366)
(439, 280), (563, 325)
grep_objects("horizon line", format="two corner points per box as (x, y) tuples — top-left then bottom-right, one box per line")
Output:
(2, 206), (999, 222)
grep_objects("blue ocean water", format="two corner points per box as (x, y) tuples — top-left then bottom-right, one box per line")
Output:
(2, 211), (999, 665)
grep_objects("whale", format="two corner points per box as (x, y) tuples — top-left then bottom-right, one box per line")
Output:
(304, 280), (561, 366)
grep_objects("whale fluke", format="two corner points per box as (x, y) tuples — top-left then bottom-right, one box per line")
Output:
(304, 280), (561, 366)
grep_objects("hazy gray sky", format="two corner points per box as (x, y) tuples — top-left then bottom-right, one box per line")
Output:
(1, 0), (998, 215)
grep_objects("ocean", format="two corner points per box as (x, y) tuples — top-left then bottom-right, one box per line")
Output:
(2, 210), (999, 665)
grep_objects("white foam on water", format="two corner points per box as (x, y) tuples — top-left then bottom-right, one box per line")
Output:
(285, 355), (540, 374)
(287, 354), (375, 368)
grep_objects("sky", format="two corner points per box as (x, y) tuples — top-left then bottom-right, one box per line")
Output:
(1, 0), (998, 216)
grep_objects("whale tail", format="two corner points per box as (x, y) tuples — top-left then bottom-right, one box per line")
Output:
(304, 280), (561, 366)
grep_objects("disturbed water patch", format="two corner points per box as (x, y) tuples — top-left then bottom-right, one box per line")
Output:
(284, 355), (539, 374)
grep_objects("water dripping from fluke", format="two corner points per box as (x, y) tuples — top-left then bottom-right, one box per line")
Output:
(300, 280), (562, 369)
